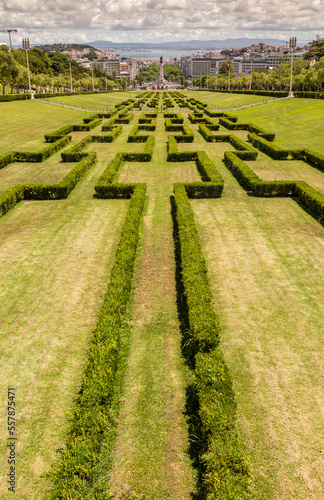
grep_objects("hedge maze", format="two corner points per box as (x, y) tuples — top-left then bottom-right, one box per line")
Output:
(1, 91), (324, 499)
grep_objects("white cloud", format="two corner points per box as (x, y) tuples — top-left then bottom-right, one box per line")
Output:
(0, 0), (322, 45)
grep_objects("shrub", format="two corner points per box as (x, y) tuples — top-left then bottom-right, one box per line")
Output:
(14, 136), (71, 162)
(0, 185), (25, 217)
(61, 136), (91, 162)
(24, 152), (96, 199)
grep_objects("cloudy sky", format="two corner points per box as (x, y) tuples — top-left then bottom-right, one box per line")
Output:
(0, 0), (322, 46)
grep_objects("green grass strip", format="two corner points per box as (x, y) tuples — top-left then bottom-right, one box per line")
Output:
(173, 184), (253, 499)
(47, 183), (146, 498)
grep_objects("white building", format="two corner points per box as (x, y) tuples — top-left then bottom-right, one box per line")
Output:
(180, 55), (225, 78)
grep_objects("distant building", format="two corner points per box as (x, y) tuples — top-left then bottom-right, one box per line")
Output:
(232, 57), (268, 75)
(96, 58), (121, 78)
(180, 55), (225, 78)
(266, 51), (305, 68)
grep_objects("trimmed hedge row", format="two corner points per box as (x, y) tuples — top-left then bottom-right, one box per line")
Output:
(44, 118), (102, 142)
(122, 135), (155, 162)
(90, 126), (122, 143)
(167, 141), (224, 198)
(0, 151), (15, 170)
(45, 125), (74, 143)
(0, 152), (96, 217)
(73, 118), (102, 131)
(95, 153), (124, 188)
(24, 152), (97, 200)
(207, 89), (288, 98)
(14, 135), (71, 162)
(224, 151), (324, 220)
(0, 94), (31, 102)
(167, 136), (197, 162)
(173, 184), (252, 499)
(174, 125), (194, 143)
(165, 118), (183, 131)
(0, 185), (25, 217)
(128, 126), (149, 143)
(294, 91), (324, 99)
(48, 183), (146, 498)
(114, 113), (134, 124)
(248, 133), (294, 159)
(61, 136), (91, 162)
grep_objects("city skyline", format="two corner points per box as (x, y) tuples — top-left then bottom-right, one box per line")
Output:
(0, 0), (321, 47)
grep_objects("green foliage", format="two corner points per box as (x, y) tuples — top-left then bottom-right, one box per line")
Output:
(95, 153), (124, 189)
(0, 151), (15, 169)
(45, 125), (74, 142)
(0, 184), (24, 217)
(90, 126), (122, 143)
(0, 93), (31, 102)
(61, 136), (91, 162)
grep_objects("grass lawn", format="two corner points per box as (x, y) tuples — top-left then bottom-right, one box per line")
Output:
(0, 92), (323, 499)
(0, 101), (86, 154)
(0, 196), (128, 499)
(185, 89), (281, 109)
(40, 90), (140, 110)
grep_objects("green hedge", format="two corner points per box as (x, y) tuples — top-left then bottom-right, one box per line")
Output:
(114, 113), (134, 124)
(0, 185), (25, 217)
(73, 118), (102, 131)
(294, 91), (324, 99)
(47, 183), (146, 498)
(122, 135), (155, 162)
(165, 118), (183, 131)
(224, 151), (295, 196)
(0, 94), (31, 102)
(167, 136), (197, 162)
(61, 136), (91, 162)
(14, 136), (71, 162)
(301, 149), (324, 172)
(248, 133), (292, 159)
(174, 125), (194, 143)
(90, 126), (122, 143)
(173, 184), (253, 498)
(45, 125), (74, 143)
(0, 151), (15, 170)
(24, 152), (96, 199)
(95, 153), (124, 187)
(294, 181), (324, 221)
(128, 125), (149, 143)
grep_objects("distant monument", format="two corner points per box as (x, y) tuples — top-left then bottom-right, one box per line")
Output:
(157, 55), (166, 85)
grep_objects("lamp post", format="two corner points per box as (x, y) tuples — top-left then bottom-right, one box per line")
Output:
(91, 62), (95, 91)
(67, 55), (73, 92)
(227, 59), (231, 90)
(105, 69), (108, 91)
(22, 38), (32, 97)
(289, 36), (297, 97)
(249, 54), (255, 91)
(2, 29), (17, 51)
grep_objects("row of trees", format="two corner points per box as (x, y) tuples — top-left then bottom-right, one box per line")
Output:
(0, 45), (123, 94)
(193, 57), (324, 92)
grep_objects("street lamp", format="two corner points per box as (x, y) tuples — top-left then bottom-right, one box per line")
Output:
(91, 62), (95, 91)
(2, 29), (17, 51)
(289, 36), (297, 97)
(249, 54), (255, 91)
(67, 55), (73, 92)
(22, 38), (32, 97)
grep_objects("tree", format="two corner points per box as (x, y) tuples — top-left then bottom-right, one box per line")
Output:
(0, 46), (19, 94)
(304, 40), (324, 62)
(219, 59), (234, 75)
